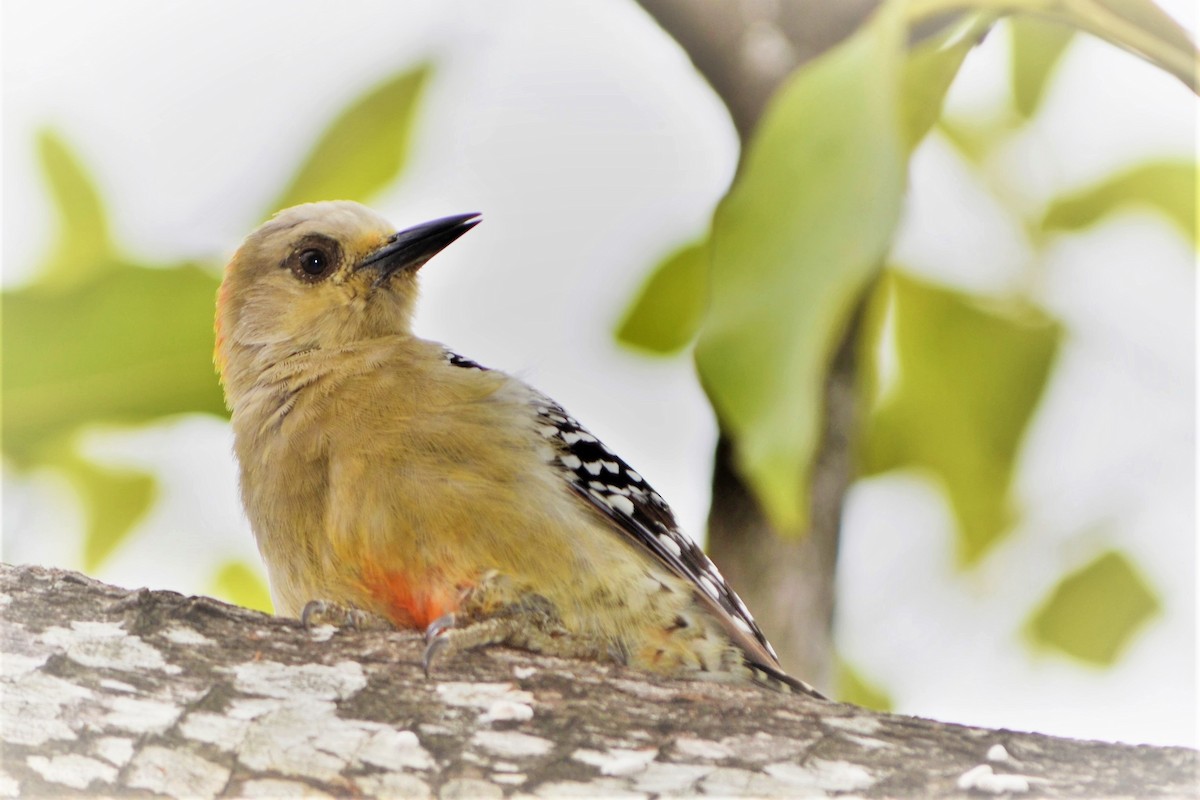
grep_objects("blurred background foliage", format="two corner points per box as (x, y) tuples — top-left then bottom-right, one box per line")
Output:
(617, 2), (1192, 700)
(3, 65), (431, 610)
(2, 0), (1194, 737)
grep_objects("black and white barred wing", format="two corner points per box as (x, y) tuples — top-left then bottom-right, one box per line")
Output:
(441, 348), (819, 695)
(528, 395), (791, 672)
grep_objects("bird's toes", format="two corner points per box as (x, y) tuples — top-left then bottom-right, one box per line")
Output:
(300, 599), (393, 631)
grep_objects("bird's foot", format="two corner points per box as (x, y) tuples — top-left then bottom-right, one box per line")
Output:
(421, 572), (606, 677)
(300, 599), (394, 631)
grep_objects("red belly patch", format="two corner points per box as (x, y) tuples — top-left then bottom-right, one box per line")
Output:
(360, 566), (459, 630)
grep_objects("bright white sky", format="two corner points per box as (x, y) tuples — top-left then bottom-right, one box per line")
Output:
(2, 0), (1196, 747)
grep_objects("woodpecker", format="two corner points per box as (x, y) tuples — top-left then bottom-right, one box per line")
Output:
(215, 201), (822, 697)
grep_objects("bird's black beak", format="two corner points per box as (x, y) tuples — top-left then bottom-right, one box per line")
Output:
(359, 212), (481, 284)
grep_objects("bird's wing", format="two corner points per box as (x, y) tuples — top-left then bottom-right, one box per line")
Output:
(528, 393), (818, 685)
(441, 348), (820, 696)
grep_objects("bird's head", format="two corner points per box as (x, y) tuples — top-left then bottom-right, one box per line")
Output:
(215, 201), (479, 390)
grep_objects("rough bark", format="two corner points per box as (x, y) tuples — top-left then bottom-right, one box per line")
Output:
(2, 563), (1194, 799)
(633, 0), (880, 690)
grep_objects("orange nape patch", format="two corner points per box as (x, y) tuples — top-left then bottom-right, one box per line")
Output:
(359, 566), (460, 630)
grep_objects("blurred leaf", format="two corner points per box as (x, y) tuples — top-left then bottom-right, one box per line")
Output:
(213, 560), (274, 614)
(35, 129), (115, 286)
(836, 656), (893, 711)
(1010, 17), (1075, 119)
(273, 65), (432, 210)
(618, 11), (991, 360)
(695, 3), (907, 531)
(902, 13), (995, 149)
(1091, 0), (1194, 52)
(936, 114), (1012, 166)
(1042, 160), (1197, 246)
(1028, 550), (1159, 665)
(56, 453), (156, 570)
(1082, 0), (1196, 91)
(860, 271), (1060, 563)
(2, 264), (227, 466)
(854, 268), (894, 413)
(616, 239), (709, 354)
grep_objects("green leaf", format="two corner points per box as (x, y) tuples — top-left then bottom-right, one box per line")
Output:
(695, 3), (908, 531)
(936, 114), (1012, 167)
(1010, 17), (1075, 119)
(213, 560), (274, 614)
(860, 271), (1060, 563)
(1042, 160), (1197, 246)
(1027, 550), (1160, 665)
(854, 269), (894, 413)
(55, 453), (156, 571)
(616, 239), (709, 354)
(1087, 0), (1196, 88)
(35, 129), (115, 287)
(1038, 0), (1197, 91)
(1091, 0), (1194, 51)
(2, 263), (227, 466)
(835, 656), (893, 711)
(272, 65), (432, 210)
(902, 13), (995, 149)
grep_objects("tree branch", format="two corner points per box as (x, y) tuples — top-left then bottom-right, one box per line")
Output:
(2, 563), (1193, 797)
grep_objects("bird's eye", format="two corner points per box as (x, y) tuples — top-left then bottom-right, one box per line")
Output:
(299, 249), (327, 275)
(288, 242), (338, 282)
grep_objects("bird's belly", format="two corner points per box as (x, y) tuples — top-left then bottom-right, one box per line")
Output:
(324, 460), (590, 627)
(355, 562), (461, 629)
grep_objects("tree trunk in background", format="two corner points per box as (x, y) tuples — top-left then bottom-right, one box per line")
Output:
(633, 0), (879, 691)
(709, 316), (863, 692)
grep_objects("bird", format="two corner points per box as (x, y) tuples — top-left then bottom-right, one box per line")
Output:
(215, 200), (822, 697)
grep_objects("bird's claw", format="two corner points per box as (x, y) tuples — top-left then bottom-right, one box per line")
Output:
(424, 612), (457, 644)
(422, 613), (457, 677)
(301, 600), (335, 629)
(300, 599), (392, 631)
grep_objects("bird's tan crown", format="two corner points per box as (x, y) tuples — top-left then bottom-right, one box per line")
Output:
(232, 201), (397, 281)
(214, 201), (411, 389)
